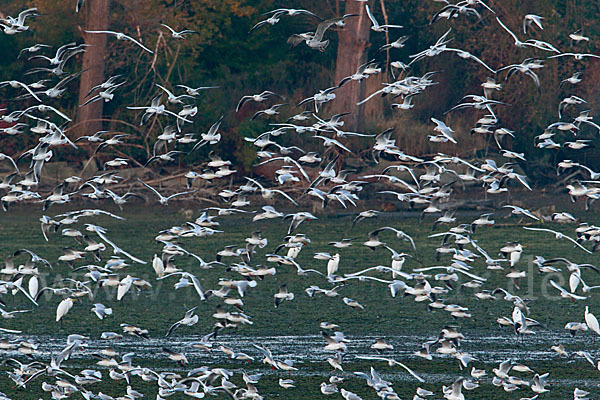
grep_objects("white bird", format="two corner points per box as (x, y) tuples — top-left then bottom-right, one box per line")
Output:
(444, 48), (496, 73)
(561, 72), (583, 87)
(85, 30), (154, 53)
(176, 84), (219, 96)
(137, 178), (195, 206)
(85, 224), (147, 264)
(523, 14), (544, 34)
(166, 307), (199, 336)
(313, 135), (353, 153)
(443, 377), (465, 400)
(157, 271), (206, 300)
(245, 177), (297, 205)
(236, 91), (282, 112)
(127, 95), (192, 126)
(160, 23), (197, 39)
(496, 17), (529, 48)
(585, 306), (600, 338)
(0, 153), (19, 173)
(279, 378), (295, 389)
(192, 116), (224, 150)
(0, 80), (42, 102)
(255, 156), (310, 182)
(523, 226), (592, 254)
(356, 355), (424, 382)
(531, 373), (549, 394)
(503, 205), (539, 221)
(549, 280), (587, 301)
(56, 298), (75, 322)
(91, 303), (112, 320)
(431, 118), (457, 144)
(548, 52), (600, 61)
(365, 5), (403, 32)
(274, 284), (295, 308)
(155, 84), (194, 104)
(253, 343), (279, 369)
(341, 389), (363, 400)
(117, 275), (136, 300)
(326, 253), (340, 277)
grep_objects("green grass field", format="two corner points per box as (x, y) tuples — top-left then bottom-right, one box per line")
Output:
(1, 205), (600, 399)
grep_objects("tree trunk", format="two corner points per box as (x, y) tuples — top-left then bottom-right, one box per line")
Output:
(76, 0), (110, 137)
(332, 0), (371, 133)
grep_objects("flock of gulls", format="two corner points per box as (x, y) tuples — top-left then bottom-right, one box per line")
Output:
(3, 0), (600, 399)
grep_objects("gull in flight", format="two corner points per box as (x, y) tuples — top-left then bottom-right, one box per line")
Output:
(531, 373), (550, 394)
(444, 48), (496, 73)
(443, 377), (465, 400)
(165, 307), (199, 336)
(495, 17), (530, 48)
(0, 80), (42, 102)
(373, 227), (417, 253)
(274, 284), (294, 308)
(79, 80), (126, 107)
(558, 95), (586, 118)
(0, 153), (19, 173)
(28, 42), (88, 66)
(17, 43), (51, 59)
(287, 14), (358, 52)
(251, 103), (288, 120)
(312, 113), (375, 138)
(160, 23), (197, 39)
(91, 303), (112, 320)
(265, 8), (322, 19)
(523, 14), (544, 34)
(431, 118), (457, 144)
(249, 12), (287, 33)
(408, 28), (452, 65)
(155, 84), (194, 104)
(377, 35), (410, 52)
(256, 10), (323, 42)
(570, 29), (589, 43)
(549, 52), (600, 61)
(85, 224), (147, 264)
(549, 280), (587, 300)
(176, 84), (219, 96)
(20, 104), (72, 122)
(191, 116), (224, 151)
(85, 30), (154, 53)
(560, 72), (583, 87)
(253, 344), (279, 369)
(255, 156), (310, 181)
(137, 178), (196, 206)
(245, 177), (298, 205)
(523, 226), (592, 254)
(144, 150), (186, 167)
(236, 91), (282, 112)
(431, 4), (483, 24)
(0, 7), (39, 34)
(503, 205), (539, 221)
(365, 5), (403, 32)
(158, 271), (207, 299)
(312, 135), (353, 153)
(127, 95), (192, 126)
(355, 355), (425, 382)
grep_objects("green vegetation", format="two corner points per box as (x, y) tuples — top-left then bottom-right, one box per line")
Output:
(0, 208), (600, 336)
(1, 208), (600, 398)
(1, 207), (600, 337)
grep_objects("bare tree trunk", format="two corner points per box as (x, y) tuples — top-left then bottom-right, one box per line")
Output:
(332, 0), (371, 132)
(77, 0), (110, 137)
